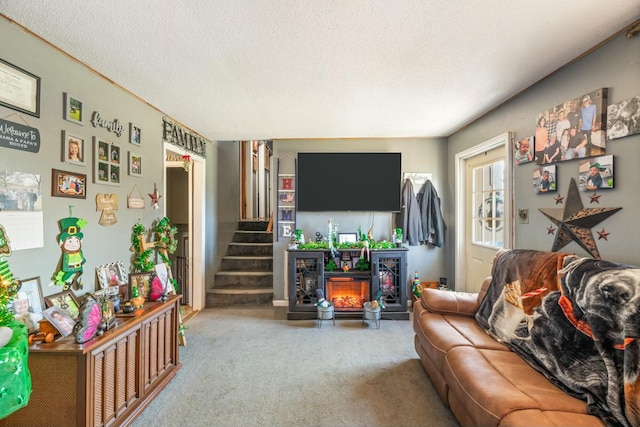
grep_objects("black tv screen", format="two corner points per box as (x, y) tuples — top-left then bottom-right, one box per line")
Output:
(297, 152), (402, 212)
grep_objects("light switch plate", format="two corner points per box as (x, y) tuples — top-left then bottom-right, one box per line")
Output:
(518, 208), (529, 224)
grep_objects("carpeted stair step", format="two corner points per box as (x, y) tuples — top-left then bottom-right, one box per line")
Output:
(220, 256), (273, 271)
(237, 220), (270, 232)
(206, 288), (273, 306)
(227, 242), (272, 256)
(214, 271), (273, 288)
(232, 230), (272, 243)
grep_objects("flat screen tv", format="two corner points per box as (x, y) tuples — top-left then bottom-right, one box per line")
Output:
(297, 152), (402, 212)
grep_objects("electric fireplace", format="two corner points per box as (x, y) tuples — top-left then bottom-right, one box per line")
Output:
(325, 277), (370, 311)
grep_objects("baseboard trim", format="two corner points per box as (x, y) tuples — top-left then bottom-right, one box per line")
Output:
(272, 299), (288, 307)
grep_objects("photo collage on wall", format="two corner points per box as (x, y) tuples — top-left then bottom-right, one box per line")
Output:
(515, 88), (630, 195)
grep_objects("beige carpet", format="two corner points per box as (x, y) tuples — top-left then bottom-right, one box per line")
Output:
(131, 307), (460, 427)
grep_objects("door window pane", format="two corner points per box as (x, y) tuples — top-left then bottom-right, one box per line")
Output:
(471, 160), (505, 248)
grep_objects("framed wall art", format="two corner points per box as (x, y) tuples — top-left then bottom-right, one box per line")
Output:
(63, 92), (84, 125)
(0, 58), (41, 118)
(129, 122), (141, 146)
(128, 151), (142, 177)
(96, 261), (127, 289)
(93, 137), (121, 186)
(51, 168), (86, 199)
(61, 130), (86, 166)
(45, 289), (81, 320)
(579, 154), (614, 191)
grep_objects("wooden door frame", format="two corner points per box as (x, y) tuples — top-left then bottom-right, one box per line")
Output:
(163, 142), (206, 311)
(454, 132), (514, 292)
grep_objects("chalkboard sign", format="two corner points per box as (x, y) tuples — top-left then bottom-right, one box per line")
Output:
(0, 118), (40, 153)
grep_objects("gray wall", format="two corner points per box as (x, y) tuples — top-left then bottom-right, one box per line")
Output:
(0, 19), (216, 301)
(447, 30), (640, 281)
(271, 137), (449, 301)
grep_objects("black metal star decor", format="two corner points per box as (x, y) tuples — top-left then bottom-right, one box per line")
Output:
(538, 178), (621, 259)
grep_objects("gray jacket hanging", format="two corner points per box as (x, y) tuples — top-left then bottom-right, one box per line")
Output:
(395, 179), (423, 246)
(416, 180), (446, 247)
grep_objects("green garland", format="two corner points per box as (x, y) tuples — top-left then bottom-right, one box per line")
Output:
(130, 217), (179, 293)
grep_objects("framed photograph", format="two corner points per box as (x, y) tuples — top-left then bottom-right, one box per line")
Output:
(63, 92), (83, 125)
(129, 122), (141, 145)
(128, 151), (142, 177)
(45, 289), (81, 320)
(154, 262), (172, 293)
(514, 136), (534, 165)
(0, 58), (41, 118)
(9, 276), (44, 333)
(129, 272), (154, 299)
(42, 306), (76, 337)
(534, 165), (557, 194)
(61, 130), (86, 166)
(118, 283), (130, 303)
(96, 261), (127, 289)
(338, 233), (358, 244)
(51, 168), (87, 199)
(579, 154), (614, 191)
(93, 137), (121, 186)
(534, 88), (608, 164)
(607, 96), (640, 140)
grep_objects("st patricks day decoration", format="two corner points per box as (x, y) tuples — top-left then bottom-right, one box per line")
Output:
(0, 224), (32, 419)
(539, 178), (621, 259)
(0, 225), (20, 325)
(53, 215), (87, 290)
(96, 193), (118, 226)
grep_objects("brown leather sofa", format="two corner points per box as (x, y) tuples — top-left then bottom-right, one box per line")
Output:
(413, 271), (604, 426)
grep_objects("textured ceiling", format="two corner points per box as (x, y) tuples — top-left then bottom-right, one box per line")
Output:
(1, 1), (639, 141)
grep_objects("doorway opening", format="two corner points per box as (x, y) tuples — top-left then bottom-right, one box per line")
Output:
(164, 143), (206, 318)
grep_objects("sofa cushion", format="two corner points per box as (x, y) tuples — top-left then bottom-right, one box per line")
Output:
(414, 302), (509, 374)
(443, 346), (595, 427)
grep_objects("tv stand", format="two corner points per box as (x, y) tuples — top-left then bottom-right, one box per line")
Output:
(287, 248), (408, 320)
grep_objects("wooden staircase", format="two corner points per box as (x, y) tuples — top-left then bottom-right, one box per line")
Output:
(206, 219), (273, 307)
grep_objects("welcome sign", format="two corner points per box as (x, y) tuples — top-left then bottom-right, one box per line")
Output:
(0, 118), (40, 153)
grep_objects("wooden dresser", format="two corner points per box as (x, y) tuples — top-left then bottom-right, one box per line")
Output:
(1, 295), (182, 427)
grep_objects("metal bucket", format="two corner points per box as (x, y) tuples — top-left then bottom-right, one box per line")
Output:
(317, 305), (335, 327)
(362, 302), (381, 328)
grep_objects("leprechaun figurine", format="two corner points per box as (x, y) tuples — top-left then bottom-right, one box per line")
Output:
(53, 217), (87, 290)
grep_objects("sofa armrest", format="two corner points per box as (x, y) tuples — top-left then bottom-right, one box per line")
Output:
(420, 288), (480, 317)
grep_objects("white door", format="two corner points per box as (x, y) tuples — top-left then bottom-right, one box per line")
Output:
(455, 133), (513, 292)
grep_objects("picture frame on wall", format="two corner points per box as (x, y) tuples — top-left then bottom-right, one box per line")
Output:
(61, 130), (86, 166)
(63, 92), (83, 125)
(129, 122), (141, 146)
(0, 58), (41, 118)
(128, 151), (142, 177)
(578, 154), (614, 191)
(51, 168), (86, 199)
(93, 137), (121, 186)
